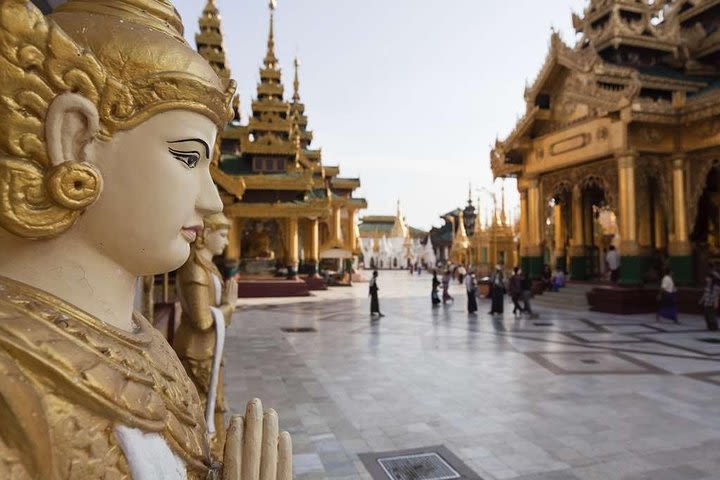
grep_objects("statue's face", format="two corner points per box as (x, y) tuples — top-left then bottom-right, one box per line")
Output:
(204, 228), (229, 257)
(76, 110), (222, 275)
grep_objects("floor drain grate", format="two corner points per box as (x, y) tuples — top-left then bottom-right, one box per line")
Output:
(281, 327), (317, 333)
(698, 337), (720, 344)
(377, 453), (460, 480)
(581, 359), (599, 364)
(533, 322), (554, 326)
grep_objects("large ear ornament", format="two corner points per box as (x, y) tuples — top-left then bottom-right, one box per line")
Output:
(45, 162), (102, 210)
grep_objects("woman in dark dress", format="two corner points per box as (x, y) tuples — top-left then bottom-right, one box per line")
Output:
(489, 265), (505, 315)
(466, 272), (478, 313)
(369, 270), (384, 317)
(431, 272), (441, 306)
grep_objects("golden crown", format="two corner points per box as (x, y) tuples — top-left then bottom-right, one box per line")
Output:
(0, 0), (236, 239)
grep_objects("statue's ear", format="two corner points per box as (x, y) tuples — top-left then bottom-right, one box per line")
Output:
(45, 93), (100, 167)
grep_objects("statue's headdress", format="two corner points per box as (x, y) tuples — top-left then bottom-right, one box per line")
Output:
(204, 212), (231, 231)
(0, 0), (236, 239)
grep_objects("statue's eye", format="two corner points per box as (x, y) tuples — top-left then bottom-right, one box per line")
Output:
(169, 148), (200, 169)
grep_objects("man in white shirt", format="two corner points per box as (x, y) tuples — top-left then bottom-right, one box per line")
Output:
(606, 245), (620, 283)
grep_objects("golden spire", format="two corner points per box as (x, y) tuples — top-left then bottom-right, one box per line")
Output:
(195, 0), (231, 81)
(293, 57), (301, 102)
(500, 181), (507, 226)
(456, 210), (468, 240)
(264, 0), (279, 69)
(391, 200), (409, 238)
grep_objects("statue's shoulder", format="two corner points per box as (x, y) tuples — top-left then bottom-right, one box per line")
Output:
(178, 256), (211, 286)
(0, 278), (211, 477)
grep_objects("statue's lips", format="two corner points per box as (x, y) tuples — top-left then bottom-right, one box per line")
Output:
(181, 225), (202, 243)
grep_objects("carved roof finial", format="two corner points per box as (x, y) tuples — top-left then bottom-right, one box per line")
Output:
(293, 57), (301, 102)
(264, 0), (278, 69)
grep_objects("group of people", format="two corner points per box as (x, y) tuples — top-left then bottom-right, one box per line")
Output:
(371, 260), (720, 332)
(427, 265), (536, 317)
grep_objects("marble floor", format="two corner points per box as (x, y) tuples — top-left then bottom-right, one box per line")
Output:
(224, 271), (720, 480)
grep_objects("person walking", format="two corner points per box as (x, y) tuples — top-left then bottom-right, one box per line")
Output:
(369, 270), (384, 317)
(457, 265), (467, 285)
(431, 271), (441, 306)
(489, 265), (505, 315)
(442, 270), (454, 304)
(466, 272), (478, 314)
(699, 273), (720, 331)
(606, 245), (621, 283)
(509, 267), (524, 316)
(521, 270), (535, 317)
(657, 267), (678, 324)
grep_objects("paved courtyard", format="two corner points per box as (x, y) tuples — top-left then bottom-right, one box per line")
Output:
(225, 271), (720, 480)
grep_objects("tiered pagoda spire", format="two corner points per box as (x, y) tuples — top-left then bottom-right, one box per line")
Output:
(289, 57), (320, 166)
(243, 0), (295, 169)
(572, 0), (681, 65)
(195, 0), (231, 81)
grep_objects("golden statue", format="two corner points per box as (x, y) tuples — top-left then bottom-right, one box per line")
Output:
(175, 212), (238, 459)
(244, 222), (275, 259)
(0, 1), (291, 478)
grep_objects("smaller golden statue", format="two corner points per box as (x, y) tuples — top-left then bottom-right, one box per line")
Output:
(175, 212), (238, 458)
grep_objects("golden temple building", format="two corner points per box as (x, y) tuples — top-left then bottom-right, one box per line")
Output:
(431, 189), (517, 271)
(472, 191), (518, 273)
(195, 0), (366, 277)
(492, 0), (720, 286)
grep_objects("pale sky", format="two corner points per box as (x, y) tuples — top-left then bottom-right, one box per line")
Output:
(174, 0), (588, 230)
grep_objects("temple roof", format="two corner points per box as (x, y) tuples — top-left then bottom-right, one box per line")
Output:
(492, 0), (720, 179)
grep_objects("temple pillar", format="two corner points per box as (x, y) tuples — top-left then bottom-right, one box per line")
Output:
(569, 184), (588, 280)
(306, 218), (319, 275)
(345, 208), (357, 254)
(669, 154), (693, 284)
(286, 217), (299, 277)
(519, 189), (530, 274)
(526, 178), (543, 278)
(553, 203), (566, 272)
(331, 206), (342, 244)
(617, 151), (642, 284)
